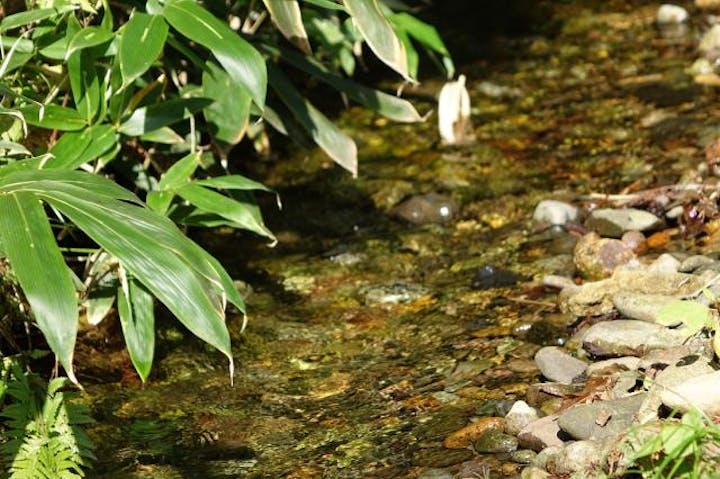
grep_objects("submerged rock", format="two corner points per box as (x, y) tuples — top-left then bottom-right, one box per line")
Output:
(360, 282), (430, 305)
(474, 429), (518, 453)
(391, 193), (457, 225)
(470, 265), (522, 290)
(505, 401), (541, 436)
(443, 417), (505, 449)
(656, 4), (689, 24)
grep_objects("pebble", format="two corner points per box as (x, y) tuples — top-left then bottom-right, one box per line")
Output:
(574, 232), (637, 280)
(582, 319), (690, 357)
(510, 449), (537, 464)
(697, 0), (720, 8)
(360, 282), (429, 305)
(656, 4), (689, 24)
(474, 429), (519, 453)
(548, 440), (608, 475)
(647, 253), (680, 273)
(390, 193), (457, 224)
(532, 200), (578, 226)
(505, 400), (541, 435)
(534, 346), (587, 383)
(442, 417), (505, 449)
(699, 24), (720, 53)
(678, 254), (716, 273)
(661, 370), (720, 415)
(521, 466), (551, 479)
(517, 415), (565, 451)
(620, 230), (647, 254)
(557, 394), (647, 440)
(585, 208), (663, 238)
(417, 468), (453, 479)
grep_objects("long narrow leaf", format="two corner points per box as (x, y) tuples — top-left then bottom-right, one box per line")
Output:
(278, 46), (423, 122)
(268, 64), (357, 176)
(202, 63), (252, 147)
(119, 13), (169, 88)
(0, 6), (75, 33)
(20, 105), (86, 131)
(118, 97), (212, 136)
(65, 27), (114, 59)
(117, 274), (155, 382)
(48, 124), (118, 169)
(0, 192), (78, 384)
(162, 0), (267, 109)
(343, 0), (410, 81)
(262, 0), (311, 55)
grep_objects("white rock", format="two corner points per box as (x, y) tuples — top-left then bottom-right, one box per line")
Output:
(505, 400), (542, 435)
(438, 75), (471, 145)
(699, 24), (720, 53)
(657, 4), (689, 24)
(660, 370), (720, 416)
(533, 200), (578, 225)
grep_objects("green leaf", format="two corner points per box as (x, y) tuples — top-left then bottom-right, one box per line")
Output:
(278, 46), (423, 122)
(268, 64), (357, 176)
(262, 0), (311, 55)
(20, 104), (86, 131)
(158, 152), (199, 190)
(139, 126), (184, 144)
(657, 300), (711, 336)
(117, 274), (155, 382)
(194, 174), (274, 193)
(0, 192), (78, 384)
(65, 27), (114, 59)
(390, 12), (453, 78)
(304, 0), (346, 11)
(343, 0), (410, 81)
(47, 124), (118, 169)
(162, 0), (267, 109)
(177, 183), (275, 240)
(67, 51), (102, 124)
(0, 141), (31, 157)
(118, 97), (212, 136)
(119, 13), (169, 88)
(0, 7), (74, 33)
(202, 63), (252, 147)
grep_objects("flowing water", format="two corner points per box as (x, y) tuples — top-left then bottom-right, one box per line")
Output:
(85, 2), (719, 477)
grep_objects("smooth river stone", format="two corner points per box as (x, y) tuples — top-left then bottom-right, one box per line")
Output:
(582, 320), (689, 357)
(534, 346), (587, 383)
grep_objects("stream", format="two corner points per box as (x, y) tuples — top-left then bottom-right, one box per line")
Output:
(85, 2), (720, 477)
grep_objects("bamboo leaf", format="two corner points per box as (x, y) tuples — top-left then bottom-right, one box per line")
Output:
(202, 63), (252, 147)
(47, 124), (118, 169)
(0, 6), (75, 33)
(162, 0), (267, 109)
(0, 192), (78, 384)
(119, 13), (169, 88)
(268, 64), (357, 176)
(20, 105), (86, 131)
(117, 274), (155, 382)
(177, 183), (275, 240)
(118, 97), (212, 136)
(262, 0), (311, 55)
(65, 27), (114, 59)
(343, 0), (410, 81)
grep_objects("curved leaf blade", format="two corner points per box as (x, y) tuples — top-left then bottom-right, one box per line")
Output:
(202, 63), (252, 146)
(66, 27), (114, 59)
(19, 105), (86, 131)
(0, 191), (78, 383)
(117, 275), (155, 382)
(343, 0), (410, 81)
(162, 0), (267, 109)
(262, 0), (311, 55)
(119, 13), (169, 88)
(269, 64), (357, 176)
(118, 97), (212, 136)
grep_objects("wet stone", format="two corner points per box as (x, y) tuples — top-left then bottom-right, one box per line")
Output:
(390, 193), (457, 225)
(474, 429), (518, 453)
(510, 449), (537, 464)
(532, 200), (578, 226)
(574, 232), (637, 280)
(443, 417), (505, 449)
(470, 265), (522, 290)
(548, 439), (607, 476)
(504, 400), (541, 436)
(417, 468), (454, 479)
(517, 415), (565, 451)
(521, 466), (551, 479)
(413, 448), (474, 468)
(586, 356), (641, 377)
(611, 292), (676, 323)
(360, 282), (430, 305)
(678, 255), (716, 273)
(583, 319), (689, 357)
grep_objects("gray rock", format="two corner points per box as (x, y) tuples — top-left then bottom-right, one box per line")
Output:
(611, 292), (675, 323)
(678, 255), (716, 273)
(533, 445), (564, 469)
(517, 415), (565, 451)
(586, 356), (641, 377)
(548, 440), (607, 476)
(417, 469), (453, 479)
(657, 4), (689, 24)
(647, 253), (681, 274)
(534, 346), (587, 383)
(639, 357), (715, 422)
(582, 320), (689, 357)
(505, 400), (542, 435)
(474, 429), (518, 453)
(557, 394), (646, 440)
(360, 282), (429, 305)
(533, 200), (579, 226)
(661, 370), (720, 416)
(585, 208), (663, 238)
(574, 233), (636, 280)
